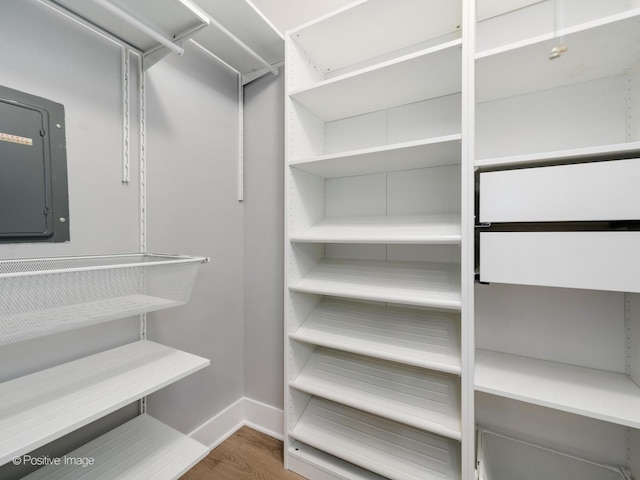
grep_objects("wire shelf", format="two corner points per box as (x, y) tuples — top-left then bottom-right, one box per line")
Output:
(478, 428), (631, 480)
(0, 253), (207, 345)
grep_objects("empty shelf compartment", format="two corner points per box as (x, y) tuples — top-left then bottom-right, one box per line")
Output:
(290, 258), (461, 310)
(290, 299), (461, 373)
(478, 428), (631, 480)
(290, 397), (461, 480)
(290, 214), (461, 244)
(0, 253), (207, 345)
(22, 414), (208, 479)
(290, 0), (461, 79)
(291, 348), (461, 439)
(290, 40), (462, 122)
(476, 10), (640, 102)
(0, 340), (209, 466)
(475, 349), (640, 428)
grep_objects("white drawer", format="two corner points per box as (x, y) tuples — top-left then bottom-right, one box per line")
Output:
(479, 159), (640, 223)
(480, 231), (640, 292)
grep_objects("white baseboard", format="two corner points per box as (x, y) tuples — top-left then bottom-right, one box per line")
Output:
(188, 397), (284, 449)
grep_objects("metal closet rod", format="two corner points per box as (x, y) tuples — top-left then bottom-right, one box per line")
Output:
(94, 0), (277, 76)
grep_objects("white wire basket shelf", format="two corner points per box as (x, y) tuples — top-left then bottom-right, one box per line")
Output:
(478, 427), (632, 480)
(0, 253), (208, 346)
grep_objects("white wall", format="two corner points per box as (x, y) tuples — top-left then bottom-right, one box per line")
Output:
(242, 71), (285, 409)
(144, 44), (245, 434)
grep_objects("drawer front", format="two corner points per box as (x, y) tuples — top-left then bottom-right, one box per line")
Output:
(480, 231), (640, 292)
(479, 159), (640, 223)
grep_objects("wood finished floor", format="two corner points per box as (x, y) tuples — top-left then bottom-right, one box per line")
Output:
(181, 426), (307, 480)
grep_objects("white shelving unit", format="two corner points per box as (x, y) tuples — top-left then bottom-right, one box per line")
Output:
(0, 254), (210, 478)
(474, 1), (640, 478)
(285, 1), (468, 478)
(22, 414), (209, 480)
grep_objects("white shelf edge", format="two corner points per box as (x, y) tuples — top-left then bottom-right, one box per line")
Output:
(475, 141), (640, 169)
(290, 38), (463, 98)
(475, 8), (640, 60)
(290, 349), (461, 440)
(0, 340), (210, 466)
(289, 299), (461, 374)
(289, 214), (462, 245)
(290, 134), (462, 168)
(289, 259), (462, 310)
(22, 414), (209, 480)
(475, 349), (640, 429)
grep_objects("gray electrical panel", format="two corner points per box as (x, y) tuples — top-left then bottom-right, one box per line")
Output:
(0, 85), (69, 243)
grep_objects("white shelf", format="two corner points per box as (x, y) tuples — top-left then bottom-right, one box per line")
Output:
(475, 349), (640, 429)
(290, 299), (461, 374)
(290, 398), (461, 480)
(290, 258), (461, 310)
(290, 39), (462, 122)
(22, 414), (208, 479)
(47, 0), (209, 68)
(290, 0), (461, 75)
(290, 214), (461, 245)
(475, 141), (640, 169)
(291, 348), (461, 439)
(290, 135), (462, 178)
(476, 10), (640, 102)
(0, 340), (209, 466)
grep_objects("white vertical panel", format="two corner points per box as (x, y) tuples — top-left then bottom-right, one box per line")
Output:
(289, 100), (325, 159)
(325, 244), (387, 261)
(387, 244), (462, 264)
(475, 392), (627, 465)
(387, 94), (462, 144)
(475, 283), (625, 372)
(629, 428), (640, 479)
(325, 173), (387, 217)
(629, 63), (640, 142)
(289, 243), (324, 285)
(479, 159), (640, 223)
(325, 110), (387, 154)
(289, 169), (324, 234)
(288, 40), (326, 92)
(387, 165), (461, 215)
(476, 75), (627, 159)
(627, 293), (640, 386)
(480, 232), (640, 293)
